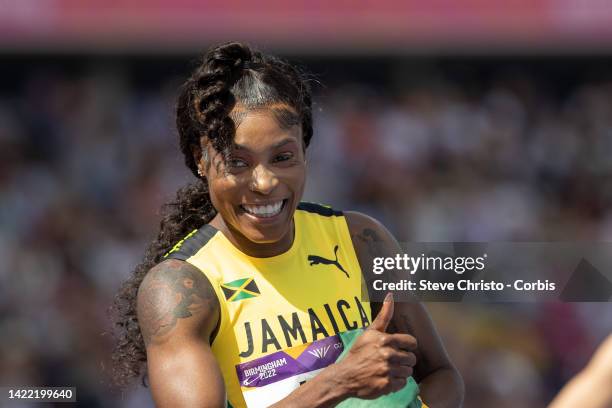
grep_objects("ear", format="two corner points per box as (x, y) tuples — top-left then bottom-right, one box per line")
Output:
(192, 143), (207, 177)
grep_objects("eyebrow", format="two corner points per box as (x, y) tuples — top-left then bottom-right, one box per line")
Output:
(233, 138), (297, 151)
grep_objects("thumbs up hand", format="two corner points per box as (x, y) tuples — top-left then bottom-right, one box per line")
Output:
(334, 293), (418, 400)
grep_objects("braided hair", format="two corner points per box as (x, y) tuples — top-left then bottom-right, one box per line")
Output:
(111, 42), (313, 387)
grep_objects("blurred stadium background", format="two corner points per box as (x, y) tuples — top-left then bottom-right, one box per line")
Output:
(2, 1), (612, 407)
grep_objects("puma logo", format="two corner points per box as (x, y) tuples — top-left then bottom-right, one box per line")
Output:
(307, 245), (349, 278)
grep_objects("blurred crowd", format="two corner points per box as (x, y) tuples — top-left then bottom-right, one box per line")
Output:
(1, 58), (611, 407)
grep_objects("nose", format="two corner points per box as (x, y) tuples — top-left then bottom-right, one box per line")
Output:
(249, 164), (279, 195)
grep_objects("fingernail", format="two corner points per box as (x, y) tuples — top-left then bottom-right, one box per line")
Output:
(385, 292), (393, 302)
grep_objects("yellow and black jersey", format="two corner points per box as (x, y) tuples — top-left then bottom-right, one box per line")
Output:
(164, 202), (372, 408)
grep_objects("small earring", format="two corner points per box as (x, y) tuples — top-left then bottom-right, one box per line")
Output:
(197, 168), (204, 177)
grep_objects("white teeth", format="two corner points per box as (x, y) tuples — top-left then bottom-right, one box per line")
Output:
(242, 201), (284, 218)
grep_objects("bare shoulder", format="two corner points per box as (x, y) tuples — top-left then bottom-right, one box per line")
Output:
(344, 211), (385, 234)
(137, 258), (220, 347)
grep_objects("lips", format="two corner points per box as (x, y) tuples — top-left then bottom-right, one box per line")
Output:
(240, 199), (286, 218)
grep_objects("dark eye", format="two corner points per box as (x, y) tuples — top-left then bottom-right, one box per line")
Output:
(273, 152), (294, 162)
(228, 158), (248, 168)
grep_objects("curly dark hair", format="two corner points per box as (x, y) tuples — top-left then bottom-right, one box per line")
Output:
(111, 42), (314, 387)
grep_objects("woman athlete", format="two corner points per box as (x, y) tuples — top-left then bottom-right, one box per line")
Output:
(113, 42), (464, 408)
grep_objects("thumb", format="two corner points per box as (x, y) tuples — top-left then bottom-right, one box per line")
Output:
(370, 292), (394, 332)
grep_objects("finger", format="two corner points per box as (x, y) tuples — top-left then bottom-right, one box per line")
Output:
(389, 377), (408, 393)
(387, 333), (418, 351)
(387, 350), (417, 367)
(389, 365), (414, 379)
(370, 292), (394, 332)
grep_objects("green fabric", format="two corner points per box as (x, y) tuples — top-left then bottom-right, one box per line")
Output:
(335, 329), (422, 408)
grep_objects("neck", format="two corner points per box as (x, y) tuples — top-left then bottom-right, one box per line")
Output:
(210, 214), (294, 258)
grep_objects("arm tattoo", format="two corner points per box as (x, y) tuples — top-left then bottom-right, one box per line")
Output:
(138, 259), (217, 345)
(352, 227), (385, 259)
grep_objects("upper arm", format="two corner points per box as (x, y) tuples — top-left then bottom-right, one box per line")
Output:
(345, 211), (455, 382)
(137, 259), (225, 408)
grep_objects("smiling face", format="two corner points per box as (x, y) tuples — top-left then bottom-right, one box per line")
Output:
(198, 106), (307, 257)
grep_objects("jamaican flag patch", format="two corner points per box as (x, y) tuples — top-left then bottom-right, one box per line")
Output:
(221, 278), (260, 302)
